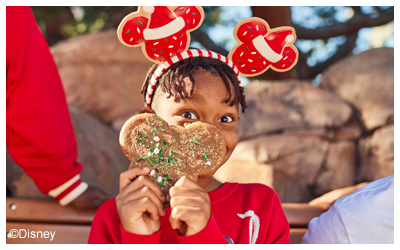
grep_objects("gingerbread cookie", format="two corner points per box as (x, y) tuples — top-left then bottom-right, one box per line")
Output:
(119, 113), (227, 197)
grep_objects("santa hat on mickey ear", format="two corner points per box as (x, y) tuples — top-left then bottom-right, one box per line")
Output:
(142, 6), (177, 29)
(265, 29), (295, 55)
(141, 6), (185, 41)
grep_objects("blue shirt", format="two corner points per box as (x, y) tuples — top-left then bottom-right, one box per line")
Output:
(302, 175), (394, 244)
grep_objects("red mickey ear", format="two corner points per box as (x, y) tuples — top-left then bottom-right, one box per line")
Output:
(117, 6), (204, 63)
(228, 17), (299, 77)
(118, 15), (149, 46)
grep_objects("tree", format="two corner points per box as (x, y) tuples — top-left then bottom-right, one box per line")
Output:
(193, 6), (394, 80)
(289, 6), (394, 80)
(32, 6), (394, 81)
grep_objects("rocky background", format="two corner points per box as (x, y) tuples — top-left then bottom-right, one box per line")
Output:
(6, 30), (394, 203)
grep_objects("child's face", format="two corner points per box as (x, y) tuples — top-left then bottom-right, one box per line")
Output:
(151, 70), (240, 175)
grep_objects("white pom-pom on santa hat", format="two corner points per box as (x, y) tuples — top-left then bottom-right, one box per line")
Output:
(143, 6), (155, 14)
(253, 29), (294, 63)
(142, 6), (185, 40)
(286, 34), (294, 43)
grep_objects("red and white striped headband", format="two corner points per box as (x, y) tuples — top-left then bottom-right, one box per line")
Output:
(117, 6), (299, 107)
(144, 48), (241, 107)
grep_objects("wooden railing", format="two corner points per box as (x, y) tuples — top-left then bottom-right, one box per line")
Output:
(6, 197), (325, 244)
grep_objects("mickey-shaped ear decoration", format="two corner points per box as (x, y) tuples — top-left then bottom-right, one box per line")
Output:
(117, 6), (204, 63)
(228, 17), (299, 76)
(118, 8), (299, 107)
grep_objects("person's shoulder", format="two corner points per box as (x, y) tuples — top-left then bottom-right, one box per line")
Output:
(335, 175), (394, 207)
(236, 182), (276, 192)
(329, 175), (394, 232)
(235, 183), (278, 198)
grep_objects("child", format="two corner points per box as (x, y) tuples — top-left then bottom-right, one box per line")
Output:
(88, 51), (290, 244)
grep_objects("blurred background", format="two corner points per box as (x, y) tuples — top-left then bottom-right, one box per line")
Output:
(31, 6), (394, 82)
(7, 6), (394, 203)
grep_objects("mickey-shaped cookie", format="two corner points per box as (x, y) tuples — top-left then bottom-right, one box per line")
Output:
(119, 113), (227, 197)
(229, 17), (298, 76)
(118, 6), (204, 63)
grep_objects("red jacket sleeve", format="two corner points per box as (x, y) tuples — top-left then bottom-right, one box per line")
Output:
(6, 6), (86, 205)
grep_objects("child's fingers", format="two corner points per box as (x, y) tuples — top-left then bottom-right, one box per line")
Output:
(174, 176), (202, 190)
(119, 167), (149, 192)
(117, 196), (160, 223)
(170, 196), (209, 209)
(119, 186), (165, 216)
(170, 205), (208, 230)
(169, 186), (210, 202)
(120, 175), (164, 201)
(169, 215), (183, 230)
(171, 205), (197, 221)
(131, 197), (161, 221)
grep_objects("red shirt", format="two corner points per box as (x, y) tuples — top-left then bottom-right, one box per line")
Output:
(6, 6), (84, 203)
(88, 182), (290, 244)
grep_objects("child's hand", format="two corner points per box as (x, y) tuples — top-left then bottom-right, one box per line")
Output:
(169, 176), (211, 236)
(116, 167), (166, 235)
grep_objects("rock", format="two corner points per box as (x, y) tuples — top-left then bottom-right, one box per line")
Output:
(358, 124), (394, 182)
(226, 133), (329, 202)
(319, 48), (394, 131)
(331, 116), (362, 141)
(51, 30), (153, 126)
(6, 148), (46, 199)
(68, 105), (131, 197)
(239, 80), (356, 140)
(111, 112), (138, 132)
(6, 105), (130, 199)
(313, 141), (356, 196)
(273, 170), (313, 203)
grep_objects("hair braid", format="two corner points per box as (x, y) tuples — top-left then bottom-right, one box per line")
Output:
(214, 65), (232, 104)
(141, 54), (247, 113)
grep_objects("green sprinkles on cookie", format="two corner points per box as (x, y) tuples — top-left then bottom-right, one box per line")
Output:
(120, 113), (228, 198)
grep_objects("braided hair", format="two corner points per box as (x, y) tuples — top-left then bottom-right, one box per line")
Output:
(141, 56), (247, 113)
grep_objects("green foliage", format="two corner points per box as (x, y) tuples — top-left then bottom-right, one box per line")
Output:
(31, 6), (136, 46)
(202, 6), (222, 26)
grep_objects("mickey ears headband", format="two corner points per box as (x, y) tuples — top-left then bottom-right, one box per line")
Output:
(117, 6), (299, 107)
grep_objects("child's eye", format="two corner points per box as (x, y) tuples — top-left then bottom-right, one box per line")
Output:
(218, 115), (234, 123)
(182, 111), (198, 120)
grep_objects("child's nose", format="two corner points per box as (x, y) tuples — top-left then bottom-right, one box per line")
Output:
(201, 119), (217, 128)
